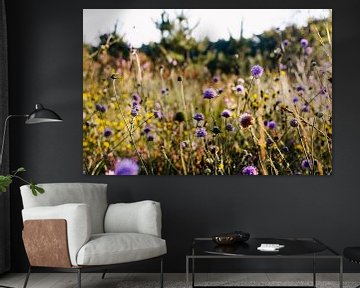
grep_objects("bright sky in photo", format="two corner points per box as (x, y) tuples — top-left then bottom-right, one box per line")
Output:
(83, 9), (330, 47)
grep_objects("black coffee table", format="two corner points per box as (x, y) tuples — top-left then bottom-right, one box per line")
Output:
(186, 237), (343, 288)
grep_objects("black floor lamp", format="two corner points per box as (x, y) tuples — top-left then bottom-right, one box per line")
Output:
(0, 103), (62, 288)
(0, 103), (63, 167)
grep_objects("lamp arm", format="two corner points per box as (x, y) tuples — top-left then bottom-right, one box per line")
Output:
(0, 114), (28, 169)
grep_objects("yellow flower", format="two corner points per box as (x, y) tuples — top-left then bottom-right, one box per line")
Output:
(218, 162), (224, 171)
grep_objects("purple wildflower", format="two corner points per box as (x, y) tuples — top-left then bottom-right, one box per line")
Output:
(196, 127), (207, 138)
(193, 113), (205, 122)
(114, 158), (140, 175)
(153, 110), (161, 119)
(161, 88), (166, 95)
(132, 93), (141, 102)
(290, 119), (299, 127)
(225, 123), (234, 132)
(250, 65), (264, 79)
(143, 125), (151, 134)
(282, 146), (289, 153)
(305, 46), (313, 55)
(267, 120), (277, 130)
(242, 166), (258, 175)
(213, 76), (220, 83)
(296, 85), (305, 92)
(96, 103), (106, 113)
(203, 88), (217, 99)
(103, 127), (112, 137)
(221, 109), (231, 118)
(147, 134), (154, 141)
(283, 39), (290, 46)
(302, 104), (309, 112)
(293, 96), (299, 103)
(132, 101), (140, 110)
(131, 109), (138, 117)
(301, 159), (312, 170)
(320, 87), (327, 95)
(235, 84), (245, 93)
(153, 103), (162, 119)
(300, 38), (308, 48)
(239, 113), (254, 129)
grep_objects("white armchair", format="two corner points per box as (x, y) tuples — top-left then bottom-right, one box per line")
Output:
(20, 183), (166, 288)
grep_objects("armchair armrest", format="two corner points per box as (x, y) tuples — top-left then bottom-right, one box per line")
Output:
(22, 203), (91, 266)
(104, 200), (162, 237)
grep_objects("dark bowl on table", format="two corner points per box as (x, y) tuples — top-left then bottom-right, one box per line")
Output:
(212, 231), (250, 246)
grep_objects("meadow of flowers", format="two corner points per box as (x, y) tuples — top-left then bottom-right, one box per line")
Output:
(83, 11), (332, 176)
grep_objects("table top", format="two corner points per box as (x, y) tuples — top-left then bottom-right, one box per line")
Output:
(190, 237), (340, 258)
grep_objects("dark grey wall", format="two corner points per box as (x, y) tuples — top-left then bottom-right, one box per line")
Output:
(5, 0), (360, 273)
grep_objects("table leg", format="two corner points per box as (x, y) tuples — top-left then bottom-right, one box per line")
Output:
(313, 254), (316, 287)
(186, 257), (189, 288)
(192, 257), (195, 288)
(339, 257), (343, 288)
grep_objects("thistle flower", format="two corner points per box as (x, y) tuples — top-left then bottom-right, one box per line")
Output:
(193, 113), (205, 122)
(225, 123), (234, 132)
(196, 127), (207, 138)
(153, 110), (162, 119)
(114, 158), (140, 175)
(96, 103), (107, 113)
(221, 109), (231, 118)
(239, 113), (254, 129)
(267, 120), (277, 130)
(301, 159), (312, 170)
(290, 118), (299, 127)
(235, 84), (244, 93)
(132, 93), (141, 102)
(147, 134), (154, 141)
(153, 103), (162, 119)
(143, 125), (151, 134)
(103, 127), (112, 137)
(242, 166), (258, 175)
(250, 65), (264, 79)
(300, 38), (309, 48)
(131, 109), (138, 117)
(296, 85), (305, 92)
(203, 88), (217, 99)
(132, 101), (140, 110)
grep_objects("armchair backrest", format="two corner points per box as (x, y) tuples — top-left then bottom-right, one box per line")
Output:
(20, 183), (108, 234)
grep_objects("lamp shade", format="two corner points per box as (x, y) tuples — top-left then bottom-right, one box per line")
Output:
(25, 104), (63, 124)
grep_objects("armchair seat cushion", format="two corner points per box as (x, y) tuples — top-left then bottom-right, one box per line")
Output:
(76, 233), (166, 266)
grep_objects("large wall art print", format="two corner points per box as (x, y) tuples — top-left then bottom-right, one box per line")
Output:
(83, 9), (332, 175)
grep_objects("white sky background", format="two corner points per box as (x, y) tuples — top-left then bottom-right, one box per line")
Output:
(83, 9), (330, 47)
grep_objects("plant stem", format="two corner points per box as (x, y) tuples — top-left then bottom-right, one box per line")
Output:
(112, 80), (149, 175)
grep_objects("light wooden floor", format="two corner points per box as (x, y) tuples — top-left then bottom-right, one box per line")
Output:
(1, 273), (360, 288)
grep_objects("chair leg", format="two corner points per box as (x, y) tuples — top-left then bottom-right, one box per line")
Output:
(77, 268), (81, 288)
(160, 257), (164, 288)
(101, 270), (107, 279)
(23, 266), (31, 288)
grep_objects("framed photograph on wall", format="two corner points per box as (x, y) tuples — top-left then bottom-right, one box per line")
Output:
(82, 9), (332, 175)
